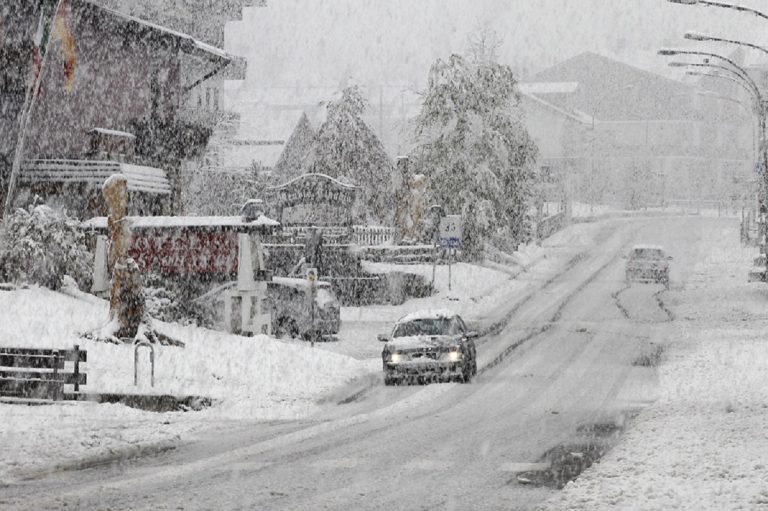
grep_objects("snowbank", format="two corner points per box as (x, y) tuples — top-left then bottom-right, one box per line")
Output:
(537, 220), (768, 511)
(0, 287), (373, 480)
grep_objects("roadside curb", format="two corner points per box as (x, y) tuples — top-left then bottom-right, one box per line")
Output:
(6, 439), (180, 484)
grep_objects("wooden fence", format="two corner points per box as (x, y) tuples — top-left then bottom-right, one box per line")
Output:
(0, 345), (87, 401)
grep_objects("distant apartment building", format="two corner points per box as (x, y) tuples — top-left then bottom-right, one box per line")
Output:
(520, 52), (753, 209)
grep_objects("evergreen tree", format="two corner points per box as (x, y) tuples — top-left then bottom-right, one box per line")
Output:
(411, 48), (538, 256)
(272, 112), (317, 184)
(311, 86), (395, 224)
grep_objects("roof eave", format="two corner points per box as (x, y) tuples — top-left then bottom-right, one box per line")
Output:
(81, 0), (235, 65)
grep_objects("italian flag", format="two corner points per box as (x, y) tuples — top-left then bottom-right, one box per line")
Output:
(31, 0), (76, 94)
(51, 0), (76, 92)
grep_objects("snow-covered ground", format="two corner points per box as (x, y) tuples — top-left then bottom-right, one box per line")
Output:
(0, 218), (613, 483)
(571, 201), (743, 220)
(537, 220), (768, 510)
(0, 286), (375, 481)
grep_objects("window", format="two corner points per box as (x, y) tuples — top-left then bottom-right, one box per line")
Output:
(393, 318), (452, 337)
(631, 248), (664, 260)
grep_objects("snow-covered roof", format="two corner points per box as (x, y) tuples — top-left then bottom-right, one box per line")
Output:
(81, 214), (280, 230)
(89, 128), (135, 139)
(20, 159), (171, 195)
(396, 309), (457, 324)
(520, 91), (593, 125)
(632, 244), (665, 251)
(519, 82), (579, 94)
(83, 0), (234, 63)
(267, 173), (358, 191)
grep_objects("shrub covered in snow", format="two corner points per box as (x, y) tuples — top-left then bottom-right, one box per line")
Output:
(143, 272), (216, 327)
(0, 204), (92, 290)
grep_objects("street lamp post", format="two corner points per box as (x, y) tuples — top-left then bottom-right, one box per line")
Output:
(659, 48), (755, 85)
(666, 0), (768, 269)
(684, 31), (768, 58)
(666, 58), (768, 250)
(668, 0), (768, 22)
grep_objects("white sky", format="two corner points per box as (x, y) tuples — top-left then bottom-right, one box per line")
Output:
(227, 0), (768, 94)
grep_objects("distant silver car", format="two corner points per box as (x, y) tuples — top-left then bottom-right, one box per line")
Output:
(379, 310), (478, 386)
(625, 245), (672, 286)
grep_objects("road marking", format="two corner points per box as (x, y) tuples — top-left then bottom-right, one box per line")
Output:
(499, 462), (550, 473)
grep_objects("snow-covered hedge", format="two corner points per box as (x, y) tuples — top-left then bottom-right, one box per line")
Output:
(0, 204), (92, 291)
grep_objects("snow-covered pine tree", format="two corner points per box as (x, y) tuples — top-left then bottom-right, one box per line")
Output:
(272, 112), (317, 184)
(411, 46), (538, 257)
(311, 86), (395, 225)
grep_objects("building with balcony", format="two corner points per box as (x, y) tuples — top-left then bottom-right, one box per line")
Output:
(0, 0), (249, 218)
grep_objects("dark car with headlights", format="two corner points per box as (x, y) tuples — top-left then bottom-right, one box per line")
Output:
(379, 310), (478, 386)
(625, 244), (672, 287)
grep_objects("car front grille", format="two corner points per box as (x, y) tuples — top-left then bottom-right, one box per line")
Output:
(409, 351), (439, 360)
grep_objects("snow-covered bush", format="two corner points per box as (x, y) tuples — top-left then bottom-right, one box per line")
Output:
(0, 204), (92, 290)
(143, 272), (215, 327)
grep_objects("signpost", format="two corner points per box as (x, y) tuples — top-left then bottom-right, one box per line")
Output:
(438, 215), (462, 249)
(306, 267), (318, 347)
(438, 215), (462, 292)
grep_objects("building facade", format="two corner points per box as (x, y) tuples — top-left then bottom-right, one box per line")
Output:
(520, 52), (753, 209)
(0, 0), (251, 217)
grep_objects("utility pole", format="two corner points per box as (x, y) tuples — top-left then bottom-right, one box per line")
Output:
(3, 0), (64, 222)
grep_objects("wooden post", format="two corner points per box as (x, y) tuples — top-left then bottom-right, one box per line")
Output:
(73, 344), (80, 394)
(52, 350), (60, 401)
(103, 174), (143, 340)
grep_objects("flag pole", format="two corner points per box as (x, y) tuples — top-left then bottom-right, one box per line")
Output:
(2, 0), (63, 222)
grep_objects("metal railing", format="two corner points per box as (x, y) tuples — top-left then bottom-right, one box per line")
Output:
(352, 225), (397, 246)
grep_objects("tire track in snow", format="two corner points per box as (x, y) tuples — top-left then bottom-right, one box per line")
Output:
(653, 288), (675, 322)
(611, 286), (632, 319)
(479, 251), (621, 376)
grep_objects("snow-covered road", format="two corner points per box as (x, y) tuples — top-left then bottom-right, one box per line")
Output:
(1, 216), (720, 510)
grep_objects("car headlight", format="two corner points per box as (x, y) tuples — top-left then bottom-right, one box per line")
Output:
(447, 351), (462, 362)
(390, 353), (402, 363)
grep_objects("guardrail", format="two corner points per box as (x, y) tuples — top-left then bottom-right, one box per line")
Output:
(537, 211), (567, 240)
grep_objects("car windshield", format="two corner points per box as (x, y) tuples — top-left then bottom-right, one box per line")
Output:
(392, 318), (452, 337)
(631, 248), (664, 259)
